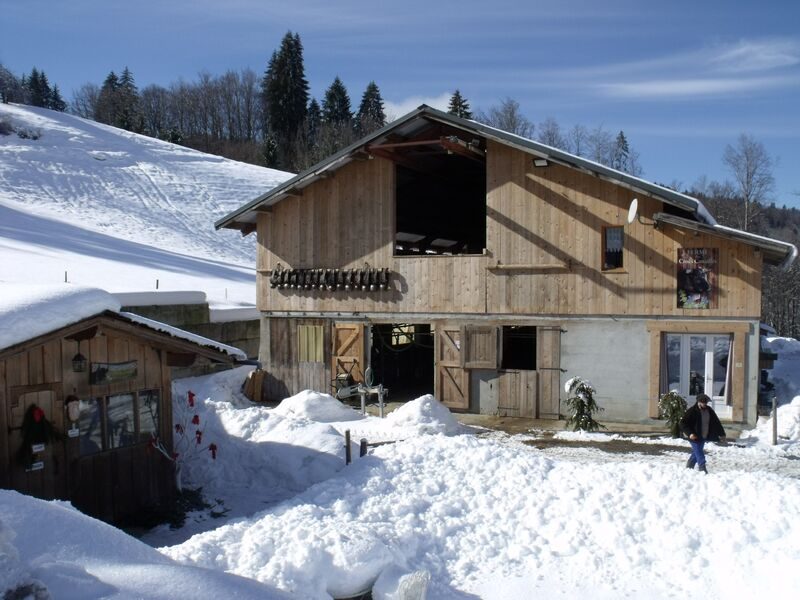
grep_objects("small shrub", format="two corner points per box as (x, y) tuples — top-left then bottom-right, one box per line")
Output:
(658, 390), (687, 437)
(564, 376), (606, 432)
(16, 127), (42, 140)
(0, 118), (12, 136)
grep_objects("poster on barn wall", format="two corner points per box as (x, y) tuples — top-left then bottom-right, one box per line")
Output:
(677, 248), (718, 309)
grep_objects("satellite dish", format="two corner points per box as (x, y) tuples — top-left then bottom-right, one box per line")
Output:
(627, 198), (639, 224)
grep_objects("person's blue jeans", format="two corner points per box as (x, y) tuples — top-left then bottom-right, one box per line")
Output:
(689, 439), (706, 468)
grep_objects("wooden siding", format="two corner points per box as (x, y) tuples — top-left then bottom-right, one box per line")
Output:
(1, 318), (178, 523)
(256, 142), (762, 319)
(262, 317), (330, 400)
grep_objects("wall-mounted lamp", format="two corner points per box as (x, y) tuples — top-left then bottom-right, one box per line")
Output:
(533, 158), (549, 167)
(72, 352), (87, 373)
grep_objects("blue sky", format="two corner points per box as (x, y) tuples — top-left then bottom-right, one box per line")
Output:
(3, 0), (800, 206)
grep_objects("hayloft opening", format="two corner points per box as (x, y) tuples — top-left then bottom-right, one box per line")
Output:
(370, 323), (434, 400)
(501, 325), (537, 370)
(367, 127), (486, 256)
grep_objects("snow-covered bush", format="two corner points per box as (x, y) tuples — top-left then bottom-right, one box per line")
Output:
(564, 377), (605, 432)
(658, 390), (687, 437)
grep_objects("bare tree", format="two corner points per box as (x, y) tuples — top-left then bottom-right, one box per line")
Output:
(536, 117), (567, 149)
(70, 83), (100, 118)
(566, 124), (589, 157)
(475, 97), (533, 138)
(723, 133), (775, 231)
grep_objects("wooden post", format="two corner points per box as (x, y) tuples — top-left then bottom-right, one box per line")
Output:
(345, 429), (351, 465)
(360, 438), (368, 458)
(772, 396), (778, 446)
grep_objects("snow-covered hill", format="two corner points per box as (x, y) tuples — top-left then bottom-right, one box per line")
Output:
(0, 103), (292, 305)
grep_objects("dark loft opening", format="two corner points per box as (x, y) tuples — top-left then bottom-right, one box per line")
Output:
(373, 127), (486, 255)
(501, 326), (537, 370)
(370, 323), (434, 401)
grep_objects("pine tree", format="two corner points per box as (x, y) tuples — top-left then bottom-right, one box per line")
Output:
(564, 377), (606, 432)
(612, 131), (630, 172)
(447, 89), (472, 119)
(27, 68), (52, 108)
(356, 81), (386, 135)
(306, 98), (321, 146)
(117, 67), (143, 131)
(261, 31), (309, 157)
(48, 84), (67, 112)
(95, 71), (120, 125)
(658, 391), (687, 438)
(322, 76), (352, 125)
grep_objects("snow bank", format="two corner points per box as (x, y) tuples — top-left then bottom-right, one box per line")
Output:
(0, 283), (119, 350)
(162, 433), (800, 599)
(0, 490), (289, 599)
(383, 394), (461, 435)
(740, 396), (800, 446)
(764, 336), (800, 404)
(273, 390), (366, 422)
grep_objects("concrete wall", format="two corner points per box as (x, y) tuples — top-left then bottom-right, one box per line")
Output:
(120, 303), (259, 359)
(560, 319), (652, 422)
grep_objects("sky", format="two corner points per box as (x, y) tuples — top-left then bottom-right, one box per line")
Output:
(2, 0), (800, 205)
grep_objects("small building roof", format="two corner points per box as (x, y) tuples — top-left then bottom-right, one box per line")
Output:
(216, 105), (796, 269)
(0, 283), (246, 360)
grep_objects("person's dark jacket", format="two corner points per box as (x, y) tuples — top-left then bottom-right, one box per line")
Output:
(680, 403), (726, 441)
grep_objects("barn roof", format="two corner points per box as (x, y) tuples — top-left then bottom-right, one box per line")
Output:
(216, 105), (796, 269)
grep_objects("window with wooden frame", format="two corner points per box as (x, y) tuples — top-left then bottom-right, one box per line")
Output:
(298, 324), (324, 363)
(602, 226), (624, 271)
(78, 389), (161, 456)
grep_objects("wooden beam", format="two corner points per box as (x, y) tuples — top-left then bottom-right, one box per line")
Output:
(367, 147), (436, 175)
(439, 136), (485, 163)
(367, 139), (441, 151)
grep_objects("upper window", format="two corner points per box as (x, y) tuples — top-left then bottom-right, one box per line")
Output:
(501, 326), (537, 370)
(602, 226), (624, 270)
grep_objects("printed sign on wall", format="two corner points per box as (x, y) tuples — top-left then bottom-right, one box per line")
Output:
(677, 248), (718, 309)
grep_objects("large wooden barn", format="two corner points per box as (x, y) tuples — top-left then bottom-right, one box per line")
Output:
(0, 285), (245, 523)
(217, 106), (796, 425)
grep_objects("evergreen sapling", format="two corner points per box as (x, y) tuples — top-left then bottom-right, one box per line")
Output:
(658, 390), (687, 437)
(564, 377), (605, 432)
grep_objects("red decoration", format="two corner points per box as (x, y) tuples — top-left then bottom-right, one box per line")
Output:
(191, 415), (200, 425)
(175, 424), (184, 434)
(195, 430), (203, 444)
(188, 391), (196, 407)
(33, 407), (45, 423)
(209, 443), (217, 459)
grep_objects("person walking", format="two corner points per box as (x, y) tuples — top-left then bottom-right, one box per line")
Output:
(680, 393), (726, 474)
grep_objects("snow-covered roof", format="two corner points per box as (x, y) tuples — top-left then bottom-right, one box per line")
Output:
(0, 283), (246, 360)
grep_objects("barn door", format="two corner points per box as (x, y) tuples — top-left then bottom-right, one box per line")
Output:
(332, 322), (365, 385)
(435, 323), (469, 410)
(537, 326), (562, 419)
(463, 325), (498, 369)
(7, 385), (66, 499)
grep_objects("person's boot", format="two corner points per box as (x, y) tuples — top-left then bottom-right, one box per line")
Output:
(699, 465), (708, 474)
(686, 456), (697, 469)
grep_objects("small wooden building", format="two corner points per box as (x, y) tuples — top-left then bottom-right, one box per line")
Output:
(0, 286), (245, 523)
(217, 106), (797, 425)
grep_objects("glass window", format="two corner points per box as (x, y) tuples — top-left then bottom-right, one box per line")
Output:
(603, 227), (624, 270)
(79, 399), (103, 456)
(138, 390), (160, 442)
(106, 393), (136, 450)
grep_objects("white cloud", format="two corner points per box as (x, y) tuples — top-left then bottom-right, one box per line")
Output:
(598, 76), (795, 99)
(384, 93), (451, 121)
(708, 39), (800, 73)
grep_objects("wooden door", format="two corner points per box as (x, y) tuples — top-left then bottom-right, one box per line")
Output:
(7, 385), (66, 499)
(537, 326), (562, 419)
(436, 324), (469, 410)
(331, 322), (365, 384)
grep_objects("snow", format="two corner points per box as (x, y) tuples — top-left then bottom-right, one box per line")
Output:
(0, 103), (292, 306)
(0, 283), (119, 349)
(763, 335), (800, 404)
(0, 283), (246, 360)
